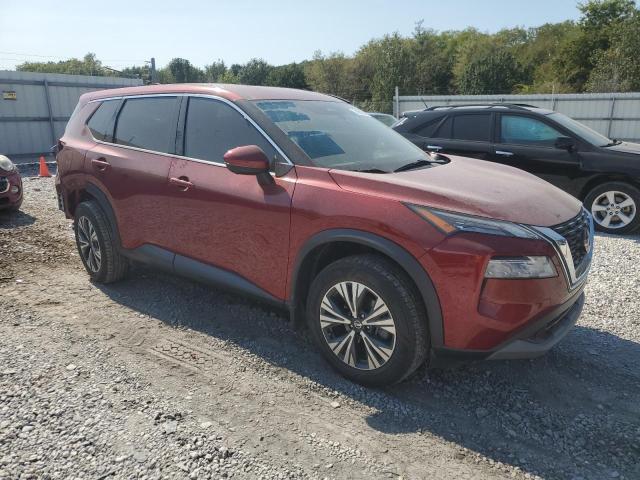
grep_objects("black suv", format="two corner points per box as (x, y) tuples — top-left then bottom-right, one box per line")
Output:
(394, 104), (640, 234)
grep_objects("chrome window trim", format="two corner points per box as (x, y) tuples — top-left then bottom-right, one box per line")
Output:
(86, 93), (293, 167)
(523, 209), (594, 291)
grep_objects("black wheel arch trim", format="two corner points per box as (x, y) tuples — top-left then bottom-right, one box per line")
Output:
(290, 229), (444, 348)
(84, 183), (122, 248)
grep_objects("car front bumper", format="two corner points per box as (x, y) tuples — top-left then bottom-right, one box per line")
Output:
(0, 171), (23, 210)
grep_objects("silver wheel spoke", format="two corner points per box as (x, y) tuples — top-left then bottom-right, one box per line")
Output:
(606, 191), (616, 205)
(617, 212), (632, 225)
(601, 214), (613, 227)
(592, 204), (607, 212)
(618, 197), (634, 209)
(319, 281), (396, 371)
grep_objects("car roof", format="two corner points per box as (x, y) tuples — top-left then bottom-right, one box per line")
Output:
(80, 83), (341, 104)
(404, 103), (555, 117)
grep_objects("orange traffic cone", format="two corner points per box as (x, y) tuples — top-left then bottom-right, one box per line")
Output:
(38, 156), (51, 177)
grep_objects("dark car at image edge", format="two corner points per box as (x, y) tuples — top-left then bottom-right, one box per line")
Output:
(394, 103), (640, 234)
(56, 84), (593, 386)
(0, 154), (23, 213)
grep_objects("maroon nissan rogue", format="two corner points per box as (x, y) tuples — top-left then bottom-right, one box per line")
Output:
(56, 84), (594, 386)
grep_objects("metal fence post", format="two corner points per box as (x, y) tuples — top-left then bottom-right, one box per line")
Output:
(394, 86), (399, 118)
(43, 79), (56, 154)
(607, 97), (616, 138)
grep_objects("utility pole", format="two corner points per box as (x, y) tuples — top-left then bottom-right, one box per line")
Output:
(150, 57), (157, 84)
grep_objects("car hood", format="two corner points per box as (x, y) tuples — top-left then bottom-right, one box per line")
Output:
(603, 141), (640, 155)
(329, 155), (582, 227)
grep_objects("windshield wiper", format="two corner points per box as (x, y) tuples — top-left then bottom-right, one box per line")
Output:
(394, 159), (434, 173)
(352, 168), (389, 174)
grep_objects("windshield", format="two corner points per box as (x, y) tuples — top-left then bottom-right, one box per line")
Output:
(253, 100), (428, 171)
(547, 112), (613, 147)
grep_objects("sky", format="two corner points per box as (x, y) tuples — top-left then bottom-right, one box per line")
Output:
(1, 0), (583, 71)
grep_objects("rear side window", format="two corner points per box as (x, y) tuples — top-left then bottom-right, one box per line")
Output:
(452, 114), (491, 142)
(184, 97), (277, 163)
(87, 100), (119, 141)
(414, 118), (442, 138)
(114, 97), (177, 153)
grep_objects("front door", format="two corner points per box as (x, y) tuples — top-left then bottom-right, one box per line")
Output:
(167, 96), (296, 300)
(490, 113), (582, 192)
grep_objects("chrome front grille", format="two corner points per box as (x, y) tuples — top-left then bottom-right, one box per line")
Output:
(551, 210), (591, 276)
(533, 209), (594, 289)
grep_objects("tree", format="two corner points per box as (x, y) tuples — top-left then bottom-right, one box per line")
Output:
(162, 58), (204, 83)
(304, 51), (355, 98)
(265, 63), (308, 89)
(236, 58), (272, 85)
(204, 60), (227, 82)
(16, 53), (112, 76)
(457, 48), (523, 94)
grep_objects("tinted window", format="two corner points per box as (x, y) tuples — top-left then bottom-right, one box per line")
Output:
(414, 118), (442, 138)
(501, 115), (563, 146)
(452, 114), (491, 141)
(184, 97), (276, 163)
(114, 97), (177, 153)
(87, 100), (119, 141)
(434, 117), (452, 138)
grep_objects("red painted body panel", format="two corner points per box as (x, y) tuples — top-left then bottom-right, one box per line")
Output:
(55, 83), (590, 360)
(167, 159), (296, 299)
(0, 169), (23, 209)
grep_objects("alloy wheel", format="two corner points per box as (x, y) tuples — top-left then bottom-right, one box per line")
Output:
(591, 190), (636, 230)
(319, 281), (396, 370)
(77, 216), (102, 272)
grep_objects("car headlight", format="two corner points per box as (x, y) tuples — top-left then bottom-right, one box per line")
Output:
(485, 256), (557, 279)
(406, 204), (540, 239)
(0, 155), (16, 173)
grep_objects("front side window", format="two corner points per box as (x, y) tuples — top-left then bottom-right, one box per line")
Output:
(452, 114), (492, 142)
(184, 97), (277, 163)
(500, 115), (563, 146)
(253, 100), (427, 171)
(114, 97), (177, 153)
(87, 100), (120, 141)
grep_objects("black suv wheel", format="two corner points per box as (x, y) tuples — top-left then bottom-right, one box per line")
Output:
(584, 181), (640, 234)
(306, 254), (429, 386)
(74, 201), (128, 283)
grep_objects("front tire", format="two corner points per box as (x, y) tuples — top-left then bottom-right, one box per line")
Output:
(584, 182), (640, 234)
(306, 254), (429, 386)
(74, 201), (128, 283)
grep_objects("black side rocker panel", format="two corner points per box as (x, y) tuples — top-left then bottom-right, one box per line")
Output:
(290, 229), (445, 348)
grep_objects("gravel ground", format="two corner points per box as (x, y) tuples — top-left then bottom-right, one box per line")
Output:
(0, 176), (639, 480)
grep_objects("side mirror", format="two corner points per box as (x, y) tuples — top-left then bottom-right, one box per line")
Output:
(555, 136), (575, 151)
(223, 145), (270, 175)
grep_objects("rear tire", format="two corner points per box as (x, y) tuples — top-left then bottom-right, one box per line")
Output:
(306, 254), (429, 386)
(74, 201), (128, 283)
(584, 181), (640, 234)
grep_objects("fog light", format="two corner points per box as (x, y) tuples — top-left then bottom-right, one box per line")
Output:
(485, 256), (557, 279)
(10, 185), (19, 194)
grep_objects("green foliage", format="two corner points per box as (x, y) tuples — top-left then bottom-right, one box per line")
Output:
(13, 1), (640, 106)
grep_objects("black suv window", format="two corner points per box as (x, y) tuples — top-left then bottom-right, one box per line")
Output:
(414, 118), (442, 138)
(501, 115), (563, 146)
(87, 100), (120, 141)
(114, 97), (177, 153)
(452, 114), (491, 142)
(184, 97), (277, 164)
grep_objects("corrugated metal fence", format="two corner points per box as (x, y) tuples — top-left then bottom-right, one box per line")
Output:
(0, 71), (142, 165)
(394, 92), (640, 142)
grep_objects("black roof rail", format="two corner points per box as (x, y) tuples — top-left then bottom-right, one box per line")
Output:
(425, 103), (540, 111)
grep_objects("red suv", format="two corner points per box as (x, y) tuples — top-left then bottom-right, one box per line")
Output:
(56, 84), (593, 386)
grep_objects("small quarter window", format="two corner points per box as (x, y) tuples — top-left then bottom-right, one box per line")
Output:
(87, 100), (119, 141)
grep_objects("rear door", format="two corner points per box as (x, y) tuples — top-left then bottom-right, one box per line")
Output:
(85, 96), (179, 252)
(423, 112), (494, 160)
(490, 113), (582, 190)
(167, 96), (296, 300)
